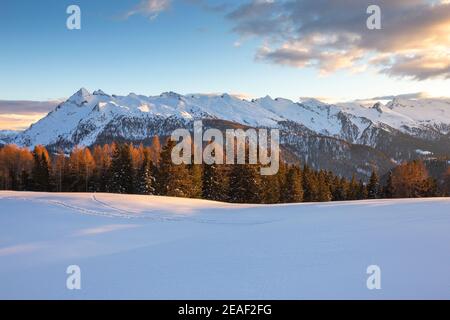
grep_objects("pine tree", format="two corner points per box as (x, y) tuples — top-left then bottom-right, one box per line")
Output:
(155, 140), (171, 195)
(40, 150), (51, 191)
(340, 177), (350, 201)
(261, 172), (281, 204)
(93, 144), (112, 192)
(228, 163), (261, 203)
(31, 145), (51, 191)
(356, 180), (368, 200)
(367, 171), (380, 199)
(346, 175), (358, 200)
(331, 176), (346, 201)
(190, 164), (203, 198)
(317, 170), (332, 202)
(285, 166), (304, 203)
(202, 162), (228, 202)
(383, 171), (395, 198)
(109, 144), (134, 194)
(166, 162), (191, 198)
(156, 140), (191, 197)
(303, 165), (319, 202)
(19, 169), (31, 191)
(277, 161), (288, 203)
(138, 149), (156, 195)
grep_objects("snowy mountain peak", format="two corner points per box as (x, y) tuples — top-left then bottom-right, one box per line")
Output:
(387, 97), (409, 109)
(299, 98), (328, 108)
(160, 91), (182, 99)
(75, 87), (90, 97)
(127, 92), (140, 99)
(93, 89), (109, 96)
(258, 95), (273, 103)
(68, 88), (91, 105)
(372, 102), (384, 113)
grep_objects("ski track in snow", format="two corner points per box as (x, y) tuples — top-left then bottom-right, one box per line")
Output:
(0, 193), (279, 226)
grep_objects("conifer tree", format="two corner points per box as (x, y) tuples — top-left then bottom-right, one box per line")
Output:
(303, 165), (319, 202)
(367, 171), (380, 199)
(138, 149), (156, 195)
(202, 162), (228, 202)
(356, 180), (368, 200)
(331, 176), (343, 201)
(261, 172), (281, 204)
(109, 144), (134, 194)
(277, 161), (288, 203)
(346, 175), (358, 200)
(317, 170), (332, 202)
(156, 140), (191, 197)
(19, 169), (31, 191)
(31, 145), (51, 191)
(339, 177), (350, 201)
(67, 146), (83, 192)
(190, 164), (203, 198)
(285, 166), (304, 203)
(93, 144), (112, 192)
(228, 163), (261, 203)
(383, 171), (395, 198)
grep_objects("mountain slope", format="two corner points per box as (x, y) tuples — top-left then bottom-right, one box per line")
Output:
(9, 88), (450, 178)
(0, 130), (19, 146)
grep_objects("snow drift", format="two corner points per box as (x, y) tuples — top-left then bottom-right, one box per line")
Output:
(1, 191), (449, 299)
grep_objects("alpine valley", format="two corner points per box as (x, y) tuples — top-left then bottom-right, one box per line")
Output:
(2, 88), (450, 179)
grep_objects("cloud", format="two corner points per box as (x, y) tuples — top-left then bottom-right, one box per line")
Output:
(187, 92), (256, 100)
(0, 100), (59, 115)
(377, 54), (450, 80)
(0, 243), (45, 256)
(227, 0), (450, 80)
(0, 115), (46, 131)
(369, 92), (429, 100)
(125, 0), (171, 20)
(0, 100), (60, 130)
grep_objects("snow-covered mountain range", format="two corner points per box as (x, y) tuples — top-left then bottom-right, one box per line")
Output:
(3, 88), (450, 178)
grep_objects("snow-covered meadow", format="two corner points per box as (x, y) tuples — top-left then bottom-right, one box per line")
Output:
(0, 191), (449, 299)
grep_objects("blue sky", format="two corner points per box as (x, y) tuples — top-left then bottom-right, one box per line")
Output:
(0, 0), (449, 103)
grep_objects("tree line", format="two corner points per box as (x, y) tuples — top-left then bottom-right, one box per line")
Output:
(1, 139), (449, 203)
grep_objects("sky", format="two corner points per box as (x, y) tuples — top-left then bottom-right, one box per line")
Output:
(0, 0), (449, 129)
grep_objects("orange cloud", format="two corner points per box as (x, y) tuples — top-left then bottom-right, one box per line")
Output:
(229, 0), (450, 80)
(0, 114), (47, 130)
